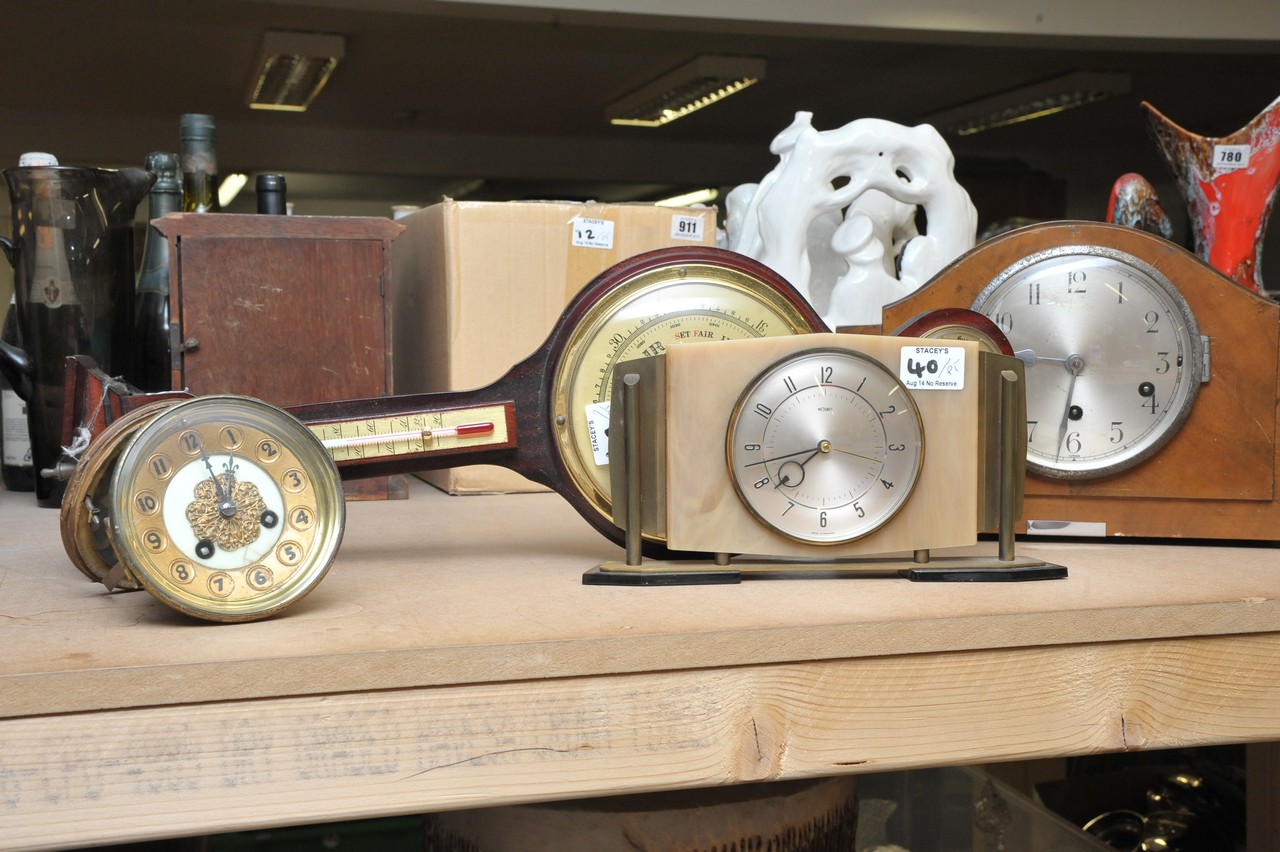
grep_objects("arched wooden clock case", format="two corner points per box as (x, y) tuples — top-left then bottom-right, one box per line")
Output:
(878, 221), (1280, 541)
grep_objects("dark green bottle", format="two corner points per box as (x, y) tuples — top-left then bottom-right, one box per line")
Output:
(133, 151), (182, 391)
(179, 113), (220, 213)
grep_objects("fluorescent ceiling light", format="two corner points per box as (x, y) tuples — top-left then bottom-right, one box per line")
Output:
(218, 173), (248, 208)
(247, 31), (345, 112)
(925, 71), (1130, 136)
(654, 188), (720, 207)
(608, 55), (765, 128)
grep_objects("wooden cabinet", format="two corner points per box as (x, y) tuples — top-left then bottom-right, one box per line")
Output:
(156, 213), (405, 499)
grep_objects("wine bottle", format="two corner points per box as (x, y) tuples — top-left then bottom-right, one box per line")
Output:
(256, 174), (288, 215)
(133, 151), (182, 391)
(1, 295), (35, 491)
(179, 113), (220, 213)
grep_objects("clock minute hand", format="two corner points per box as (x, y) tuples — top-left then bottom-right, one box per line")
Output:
(197, 443), (235, 516)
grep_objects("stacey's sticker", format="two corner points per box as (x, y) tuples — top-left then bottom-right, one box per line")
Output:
(900, 346), (965, 390)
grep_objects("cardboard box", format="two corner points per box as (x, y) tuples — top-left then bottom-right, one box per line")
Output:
(391, 199), (717, 494)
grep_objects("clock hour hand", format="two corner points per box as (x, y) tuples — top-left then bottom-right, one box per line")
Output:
(775, 448), (825, 488)
(197, 442), (238, 519)
(1053, 354), (1087, 461)
(744, 442), (827, 468)
(220, 451), (239, 518)
(1014, 348), (1072, 368)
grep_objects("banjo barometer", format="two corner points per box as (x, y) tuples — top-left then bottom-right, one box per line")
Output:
(61, 247), (828, 620)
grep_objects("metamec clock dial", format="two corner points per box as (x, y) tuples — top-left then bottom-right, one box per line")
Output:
(971, 245), (1204, 479)
(107, 396), (345, 622)
(726, 348), (925, 544)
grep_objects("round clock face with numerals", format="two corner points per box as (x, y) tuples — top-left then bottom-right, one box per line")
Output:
(551, 253), (826, 528)
(107, 395), (345, 621)
(726, 347), (925, 544)
(971, 245), (1204, 479)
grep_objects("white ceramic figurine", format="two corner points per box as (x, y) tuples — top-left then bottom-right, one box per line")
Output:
(726, 111), (977, 328)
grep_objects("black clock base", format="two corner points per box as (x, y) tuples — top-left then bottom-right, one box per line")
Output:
(899, 562), (1068, 582)
(583, 562), (743, 586)
(584, 556), (1068, 586)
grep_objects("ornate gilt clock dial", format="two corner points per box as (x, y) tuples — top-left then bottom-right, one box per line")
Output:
(107, 396), (344, 622)
(726, 347), (925, 544)
(971, 245), (1205, 479)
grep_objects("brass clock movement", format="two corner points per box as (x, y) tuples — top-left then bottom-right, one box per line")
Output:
(61, 247), (828, 619)
(106, 396), (346, 621)
(879, 220), (1280, 541)
(60, 400), (179, 591)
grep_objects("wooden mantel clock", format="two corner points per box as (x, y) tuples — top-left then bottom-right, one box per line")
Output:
(877, 220), (1280, 541)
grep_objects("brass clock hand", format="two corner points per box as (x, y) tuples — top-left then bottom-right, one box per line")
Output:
(220, 450), (239, 518)
(197, 442), (237, 519)
(829, 444), (885, 465)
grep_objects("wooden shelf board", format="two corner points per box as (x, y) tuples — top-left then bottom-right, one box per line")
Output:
(3, 481), (1278, 719)
(2, 480), (1279, 849)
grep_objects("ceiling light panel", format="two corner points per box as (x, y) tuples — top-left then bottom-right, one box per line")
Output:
(248, 31), (345, 112)
(608, 55), (766, 128)
(925, 71), (1131, 136)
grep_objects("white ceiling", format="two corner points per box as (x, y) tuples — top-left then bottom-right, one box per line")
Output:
(1, 0), (1277, 236)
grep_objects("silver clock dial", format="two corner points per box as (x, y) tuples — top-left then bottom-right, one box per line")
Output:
(972, 246), (1204, 479)
(726, 348), (924, 544)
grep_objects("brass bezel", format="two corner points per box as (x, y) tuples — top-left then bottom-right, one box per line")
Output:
(60, 401), (179, 590)
(108, 395), (345, 622)
(724, 346), (926, 545)
(550, 260), (823, 528)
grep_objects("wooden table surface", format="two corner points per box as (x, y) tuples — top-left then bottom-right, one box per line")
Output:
(2, 480), (1278, 850)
